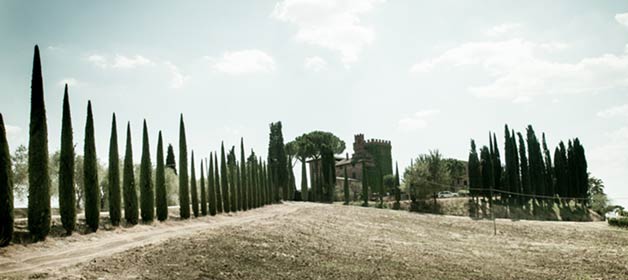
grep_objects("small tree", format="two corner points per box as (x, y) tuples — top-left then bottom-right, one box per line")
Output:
(59, 86), (76, 233)
(190, 151), (199, 217)
(220, 143), (230, 212)
(155, 131), (168, 221)
(166, 144), (177, 174)
(207, 153), (217, 216)
(0, 114), (14, 246)
(83, 101), (99, 232)
(122, 123), (138, 225)
(214, 152), (223, 213)
(383, 174), (395, 208)
(200, 160), (207, 216)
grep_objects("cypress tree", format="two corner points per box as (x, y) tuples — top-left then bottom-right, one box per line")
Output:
(0, 114), (14, 247)
(567, 140), (576, 199)
(554, 142), (568, 200)
(491, 133), (502, 193)
(300, 160), (308, 202)
(214, 152), (223, 213)
(361, 161), (368, 207)
(541, 133), (554, 197)
(155, 131), (168, 221)
(518, 133), (531, 203)
(139, 120), (154, 222)
(240, 138), (248, 211)
(166, 144), (177, 175)
(343, 165), (349, 205)
(107, 113), (121, 227)
(468, 140), (481, 198)
(220, 143), (230, 212)
(190, 152), (199, 217)
(268, 122), (289, 201)
(179, 115), (190, 219)
(526, 125), (545, 197)
(227, 147), (238, 212)
(573, 139), (588, 204)
(511, 130), (521, 196)
(236, 163), (242, 210)
(59, 85), (76, 233)
(394, 162), (401, 210)
(28, 45), (51, 241)
(122, 123), (138, 225)
(480, 146), (493, 195)
(208, 153), (217, 216)
(200, 160), (207, 216)
(83, 101), (99, 232)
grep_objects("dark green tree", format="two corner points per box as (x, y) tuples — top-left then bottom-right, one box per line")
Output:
(59, 86), (76, 233)
(28, 45), (51, 240)
(200, 160), (207, 216)
(122, 123), (138, 225)
(343, 165), (350, 205)
(179, 115), (190, 219)
(541, 133), (554, 197)
(0, 114), (14, 247)
(139, 120), (154, 222)
(227, 146), (238, 212)
(166, 144), (177, 175)
(107, 113), (121, 227)
(190, 152), (199, 217)
(510, 130), (521, 197)
(518, 133), (531, 203)
(491, 133), (502, 193)
(155, 131), (168, 221)
(526, 125), (545, 197)
(468, 140), (481, 198)
(208, 153), (217, 216)
(361, 161), (368, 207)
(214, 152), (222, 213)
(554, 142), (568, 200)
(480, 146), (493, 202)
(83, 101), (99, 232)
(393, 162), (401, 210)
(268, 122), (289, 201)
(240, 138), (248, 211)
(220, 143), (230, 212)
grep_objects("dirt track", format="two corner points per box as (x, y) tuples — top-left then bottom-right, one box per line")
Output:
(1, 202), (627, 279)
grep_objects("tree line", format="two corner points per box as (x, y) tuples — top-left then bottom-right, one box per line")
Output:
(0, 45), (295, 247)
(467, 124), (589, 210)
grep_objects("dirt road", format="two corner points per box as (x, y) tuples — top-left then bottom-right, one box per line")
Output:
(1, 202), (626, 279)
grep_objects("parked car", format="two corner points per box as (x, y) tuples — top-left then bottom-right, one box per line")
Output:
(437, 191), (458, 198)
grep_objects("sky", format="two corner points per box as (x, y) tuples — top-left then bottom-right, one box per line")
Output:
(1, 0), (628, 207)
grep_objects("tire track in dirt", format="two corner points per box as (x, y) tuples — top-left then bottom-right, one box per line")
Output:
(0, 203), (308, 277)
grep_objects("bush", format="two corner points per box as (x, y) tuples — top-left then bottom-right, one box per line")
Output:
(608, 217), (628, 228)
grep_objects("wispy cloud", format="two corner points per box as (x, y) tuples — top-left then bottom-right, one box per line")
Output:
(205, 50), (276, 75)
(272, 0), (385, 65)
(304, 56), (328, 72)
(164, 61), (190, 89)
(597, 104), (628, 118)
(57, 78), (85, 88)
(398, 109), (440, 132)
(484, 23), (522, 36)
(87, 54), (153, 69)
(616, 13), (628, 28)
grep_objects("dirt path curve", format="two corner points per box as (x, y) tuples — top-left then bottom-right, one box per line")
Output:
(0, 203), (307, 277)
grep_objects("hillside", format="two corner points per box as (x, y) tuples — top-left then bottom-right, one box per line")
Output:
(1, 202), (626, 279)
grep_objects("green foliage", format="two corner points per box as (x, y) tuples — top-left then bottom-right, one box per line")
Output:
(554, 142), (568, 199)
(227, 146), (237, 212)
(361, 162), (368, 207)
(468, 140), (481, 197)
(83, 101), (99, 232)
(59, 86), (76, 233)
(300, 160), (308, 202)
(220, 143), (230, 213)
(200, 160), (207, 216)
(0, 114), (14, 247)
(190, 152), (199, 217)
(608, 217), (628, 228)
(178, 115), (190, 219)
(268, 122), (289, 201)
(240, 138), (248, 211)
(405, 150), (451, 199)
(214, 152), (223, 213)
(155, 132), (168, 221)
(541, 133), (554, 196)
(28, 45), (51, 241)
(122, 123), (138, 225)
(343, 166), (350, 205)
(517, 133), (531, 202)
(207, 153), (217, 216)
(490, 133), (502, 191)
(139, 121), (154, 222)
(166, 144), (176, 175)
(107, 114), (121, 227)
(526, 126), (545, 196)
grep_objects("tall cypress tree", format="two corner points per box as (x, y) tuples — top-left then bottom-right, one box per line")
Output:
(214, 152), (223, 213)
(200, 160), (207, 216)
(236, 163), (242, 211)
(107, 113), (121, 227)
(155, 131), (168, 221)
(0, 114), (14, 247)
(343, 165), (349, 205)
(122, 123), (138, 225)
(83, 101), (99, 232)
(511, 130), (521, 197)
(59, 85), (76, 234)
(300, 159), (308, 202)
(541, 133), (554, 197)
(480, 146), (493, 196)
(240, 138), (248, 211)
(554, 142), (568, 200)
(517, 133), (531, 203)
(573, 139), (588, 204)
(28, 45), (51, 240)
(139, 120), (154, 222)
(208, 152), (217, 216)
(166, 144), (177, 175)
(190, 152), (199, 217)
(491, 133), (502, 193)
(468, 140), (481, 198)
(220, 143), (230, 212)
(227, 147), (238, 212)
(179, 115), (190, 219)
(268, 122), (289, 201)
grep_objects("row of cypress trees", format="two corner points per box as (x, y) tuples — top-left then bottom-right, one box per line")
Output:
(468, 124), (589, 206)
(0, 45), (290, 247)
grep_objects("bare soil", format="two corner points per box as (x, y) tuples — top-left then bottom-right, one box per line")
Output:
(1, 202), (626, 279)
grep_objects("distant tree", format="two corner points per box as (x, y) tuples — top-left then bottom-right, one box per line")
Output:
(517, 133), (531, 203)
(220, 143), (230, 212)
(83, 101), (99, 232)
(267, 122), (289, 201)
(383, 174), (395, 208)
(139, 121), (154, 222)
(480, 146), (493, 203)
(572, 139), (589, 204)
(491, 132), (502, 193)
(166, 144), (177, 175)
(468, 140), (481, 198)
(28, 45), (51, 241)
(240, 138), (248, 210)
(361, 162), (368, 207)
(155, 131), (168, 221)
(510, 130), (521, 197)
(200, 160), (207, 216)
(526, 125), (545, 197)
(541, 133), (554, 197)
(107, 113), (121, 227)
(207, 153), (217, 216)
(247, 151), (258, 208)
(122, 123), (138, 225)
(393, 163), (401, 210)
(343, 165), (350, 205)
(190, 151), (199, 217)
(554, 142), (568, 200)
(178, 115), (190, 219)
(404, 150), (451, 199)
(227, 146), (238, 212)
(0, 114), (14, 247)
(59, 86), (76, 233)
(214, 152), (223, 213)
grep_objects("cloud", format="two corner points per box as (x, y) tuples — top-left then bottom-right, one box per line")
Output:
(87, 54), (153, 69)
(616, 13), (628, 28)
(597, 104), (628, 118)
(272, 0), (384, 65)
(164, 62), (190, 89)
(304, 56), (328, 72)
(410, 38), (628, 102)
(484, 23), (522, 36)
(398, 109), (440, 132)
(205, 50), (276, 75)
(57, 78), (85, 88)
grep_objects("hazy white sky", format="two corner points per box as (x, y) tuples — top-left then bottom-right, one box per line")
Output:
(1, 0), (628, 206)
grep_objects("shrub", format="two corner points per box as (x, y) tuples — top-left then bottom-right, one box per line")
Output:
(608, 217), (628, 228)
